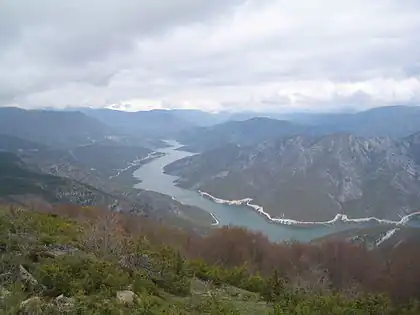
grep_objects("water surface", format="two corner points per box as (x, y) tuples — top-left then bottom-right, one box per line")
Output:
(133, 141), (369, 242)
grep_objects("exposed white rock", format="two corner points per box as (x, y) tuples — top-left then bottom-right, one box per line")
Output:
(199, 190), (420, 228)
(19, 265), (38, 285)
(116, 290), (137, 304)
(375, 229), (399, 247)
(54, 294), (75, 311)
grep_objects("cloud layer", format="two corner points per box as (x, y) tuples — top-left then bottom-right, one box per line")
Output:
(1, 0), (420, 112)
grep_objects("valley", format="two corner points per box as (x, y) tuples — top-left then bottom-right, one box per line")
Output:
(2, 106), (420, 244)
(2, 106), (420, 314)
(132, 141), (420, 242)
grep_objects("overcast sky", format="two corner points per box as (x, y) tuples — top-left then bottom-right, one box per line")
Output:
(1, 0), (420, 112)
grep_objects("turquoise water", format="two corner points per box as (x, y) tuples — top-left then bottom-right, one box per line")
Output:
(132, 142), (369, 242)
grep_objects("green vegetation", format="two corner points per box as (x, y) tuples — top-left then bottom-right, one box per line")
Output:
(1, 206), (420, 314)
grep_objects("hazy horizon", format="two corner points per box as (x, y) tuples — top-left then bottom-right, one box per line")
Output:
(1, 103), (419, 115)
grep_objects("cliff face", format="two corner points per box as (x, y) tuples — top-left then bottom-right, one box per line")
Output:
(165, 133), (420, 221)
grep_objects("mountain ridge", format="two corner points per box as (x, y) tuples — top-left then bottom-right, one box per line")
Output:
(174, 106), (420, 152)
(165, 132), (420, 221)
(175, 117), (318, 152)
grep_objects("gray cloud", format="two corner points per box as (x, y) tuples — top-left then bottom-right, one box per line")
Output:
(1, 0), (420, 111)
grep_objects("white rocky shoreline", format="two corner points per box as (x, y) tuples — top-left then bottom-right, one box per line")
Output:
(209, 212), (219, 226)
(109, 152), (164, 179)
(198, 191), (420, 229)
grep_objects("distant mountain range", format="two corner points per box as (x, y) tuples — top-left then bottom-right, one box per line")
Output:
(165, 132), (420, 222)
(0, 107), (113, 148)
(175, 117), (323, 152)
(284, 105), (420, 139)
(174, 106), (420, 152)
(227, 106), (420, 139)
(30, 105), (420, 146)
(79, 108), (194, 138)
(61, 107), (232, 127)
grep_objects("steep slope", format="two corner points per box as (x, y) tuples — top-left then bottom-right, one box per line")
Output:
(71, 142), (152, 179)
(8, 138), (153, 187)
(314, 226), (420, 249)
(165, 133), (420, 221)
(400, 132), (420, 164)
(0, 150), (214, 229)
(175, 117), (317, 152)
(0, 134), (47, 153)
(0, 107), (113, 148)
(0, 151), (142, 212)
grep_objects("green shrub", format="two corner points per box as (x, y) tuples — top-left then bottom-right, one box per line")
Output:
(261, 269), (288, 302)
(269, 293), (396, 315)
(132, 271), (160, 296)
(148, 247), (192, 296)
(189, 292), (240, 315)
(37, 255), (131, 296)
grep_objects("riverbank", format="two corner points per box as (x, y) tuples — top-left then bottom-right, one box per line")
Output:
(133, 140), (420, 242)
(198, 190), (420, 229)
(109, 152), (166, 189)
(209, 212), (219, 226)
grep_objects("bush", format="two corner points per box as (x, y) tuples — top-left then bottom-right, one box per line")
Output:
(148, 247), (192, 296)
(37, 255), (131, 296)
(132, 271), (160, 296)
(189, 292), (240, 315)
(268, 293), (405, 315)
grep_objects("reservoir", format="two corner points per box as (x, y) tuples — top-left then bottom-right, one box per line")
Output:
(132, 141), (398, 242)
(133, 141), (348, 242)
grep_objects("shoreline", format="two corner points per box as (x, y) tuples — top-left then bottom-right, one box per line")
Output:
(109, 151), (164, 180)
(198, 190), (420, 229)
(210, 212), (219, 226)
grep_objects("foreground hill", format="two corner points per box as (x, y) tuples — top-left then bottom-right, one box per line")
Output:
(1, 205), (420, 314)
(165, 133), (420, 221)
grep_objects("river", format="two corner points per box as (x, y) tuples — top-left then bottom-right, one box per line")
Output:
(133, 141), (363, 242)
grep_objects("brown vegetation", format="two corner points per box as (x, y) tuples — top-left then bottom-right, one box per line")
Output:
(28, 204), (420, 304)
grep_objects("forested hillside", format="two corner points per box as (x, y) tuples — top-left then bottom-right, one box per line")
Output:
(1, 205), (420, 314)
